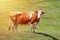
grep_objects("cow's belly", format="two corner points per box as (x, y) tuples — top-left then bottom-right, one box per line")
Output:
(18, 15), (30, 24)
(19, 19), (30, 24)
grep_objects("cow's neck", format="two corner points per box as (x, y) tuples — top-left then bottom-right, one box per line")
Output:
(38, 11), (41, 18)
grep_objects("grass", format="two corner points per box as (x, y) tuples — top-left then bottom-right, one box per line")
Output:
(0, 0), (60, 40)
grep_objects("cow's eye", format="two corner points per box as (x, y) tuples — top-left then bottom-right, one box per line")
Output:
(42, 12), (45, 14)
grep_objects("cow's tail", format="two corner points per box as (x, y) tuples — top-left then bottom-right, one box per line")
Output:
(8, 16), (11, 30)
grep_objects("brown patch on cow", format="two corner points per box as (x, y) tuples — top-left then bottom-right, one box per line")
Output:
(35, 11), (38, 13)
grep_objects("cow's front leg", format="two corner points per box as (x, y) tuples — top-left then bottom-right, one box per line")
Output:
(33, 22), (38, 32)
(30, 24), (35, 33)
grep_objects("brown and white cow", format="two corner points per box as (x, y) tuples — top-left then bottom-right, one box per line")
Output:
(8, 10), (45, 32)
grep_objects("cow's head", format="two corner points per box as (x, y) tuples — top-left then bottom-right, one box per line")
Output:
(35, 10), (45, 18)
(38, 10), (45, 15)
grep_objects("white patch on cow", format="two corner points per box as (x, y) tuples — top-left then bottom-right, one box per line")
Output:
(16, 12), (22, 14)
(29, 12), (34, 19)
(38, 10), (42, 18)
(29, 13), (32, 19)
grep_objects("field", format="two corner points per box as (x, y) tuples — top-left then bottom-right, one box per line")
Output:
(0, 0), (60, 40)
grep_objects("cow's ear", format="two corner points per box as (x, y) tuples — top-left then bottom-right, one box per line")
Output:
(42, 11), (45, 14)
(35, 11), (38, 13)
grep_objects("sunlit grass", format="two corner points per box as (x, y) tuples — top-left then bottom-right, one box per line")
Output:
(0, 0), (60, 40)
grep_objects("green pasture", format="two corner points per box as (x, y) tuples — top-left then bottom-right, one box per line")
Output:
(0, 0), (60, 40)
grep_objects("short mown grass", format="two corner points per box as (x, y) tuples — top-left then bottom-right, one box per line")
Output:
(0, 0), (60, 40)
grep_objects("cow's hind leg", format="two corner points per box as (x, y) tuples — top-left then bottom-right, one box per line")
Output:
(14, 23), (20, 32)
(8, 17), (11, 30)
(11, 23), (15, 31)
(15, 25), (20, 32)
(14, 24), (18, 31)
(8, 23), (11, 30)
(8, 19), (14, 30)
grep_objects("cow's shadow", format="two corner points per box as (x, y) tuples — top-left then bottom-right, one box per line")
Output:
(34, 32), (58, 40)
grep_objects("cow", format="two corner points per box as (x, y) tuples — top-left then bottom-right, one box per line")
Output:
(8, 10), (45, 33)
